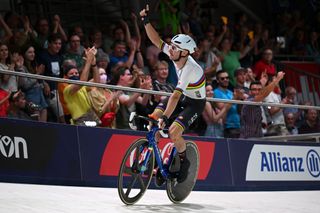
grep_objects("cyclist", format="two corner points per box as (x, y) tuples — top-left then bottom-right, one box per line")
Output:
(140, 5), (206, 184)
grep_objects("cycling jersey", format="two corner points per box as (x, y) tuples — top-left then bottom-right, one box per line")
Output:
(162, 43), (206, 99)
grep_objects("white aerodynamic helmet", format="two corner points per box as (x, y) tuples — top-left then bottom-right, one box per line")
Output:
(171, 34), (197, 54)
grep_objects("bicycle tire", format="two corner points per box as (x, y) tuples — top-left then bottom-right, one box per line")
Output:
(117, 138), (155, 205)
(166, 141), (200, 203)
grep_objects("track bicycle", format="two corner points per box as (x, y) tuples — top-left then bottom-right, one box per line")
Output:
(117, 112), (200, 205)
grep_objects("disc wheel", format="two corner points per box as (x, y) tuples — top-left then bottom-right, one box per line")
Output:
(166, 141), (199, 203)
(118, 138), (155, 205)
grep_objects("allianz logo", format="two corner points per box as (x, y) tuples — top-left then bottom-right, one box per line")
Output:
(260, 150), (320, 177)
(0, 135), (28, 159)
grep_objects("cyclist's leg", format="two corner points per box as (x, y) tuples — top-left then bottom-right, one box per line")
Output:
(169, 97), (206, 182)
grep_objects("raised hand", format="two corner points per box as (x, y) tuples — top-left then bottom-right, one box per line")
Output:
(36, 64), (45, 75)
(139, 4), (149, 20)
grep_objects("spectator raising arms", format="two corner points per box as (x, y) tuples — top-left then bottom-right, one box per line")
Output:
(63, 46), (101, 126)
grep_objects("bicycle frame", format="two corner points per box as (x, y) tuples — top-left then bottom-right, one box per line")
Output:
(140, 125), (177, 180)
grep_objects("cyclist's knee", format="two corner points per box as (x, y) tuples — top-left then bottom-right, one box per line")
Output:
(169, 125), (183, 142)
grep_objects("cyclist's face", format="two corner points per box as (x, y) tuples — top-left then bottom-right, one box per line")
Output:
(169, 44), (185, 61)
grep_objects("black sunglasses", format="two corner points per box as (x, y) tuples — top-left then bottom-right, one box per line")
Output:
(219, 77), (229, 81)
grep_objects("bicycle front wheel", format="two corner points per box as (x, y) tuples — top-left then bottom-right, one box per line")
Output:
(117, 138), (155, 205)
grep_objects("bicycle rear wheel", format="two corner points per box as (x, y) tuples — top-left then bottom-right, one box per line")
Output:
(166, 141), (199, 203)
(117, 138), (155, 205)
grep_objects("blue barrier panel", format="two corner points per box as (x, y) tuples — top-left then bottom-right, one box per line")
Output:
(77, 129), (233, 190)
(1, 118), (320, 191)
(228, 139), (320, 190)
(0, 118), (81, 184)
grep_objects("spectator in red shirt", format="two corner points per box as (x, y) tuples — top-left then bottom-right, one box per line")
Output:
(0, 88), (10, 117)
(252, 48), (276, 80)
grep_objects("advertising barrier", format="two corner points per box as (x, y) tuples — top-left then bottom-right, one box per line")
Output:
(0, 118), (319, 191)
(0, 118), (81, 184)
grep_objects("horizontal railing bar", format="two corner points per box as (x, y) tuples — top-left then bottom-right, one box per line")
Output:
(1, 68), (320, 110)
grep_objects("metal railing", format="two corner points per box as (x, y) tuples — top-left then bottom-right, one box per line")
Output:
(257, 133), (320, 143)
(1, 67), (320, 111)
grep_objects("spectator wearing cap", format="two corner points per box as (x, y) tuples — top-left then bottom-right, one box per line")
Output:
(7, 90), (32, 120)
(63, 34), (84, 70)
(63, 47), (101, 126)
(252, 48), (276, 80)
(58, 59), (77, 123)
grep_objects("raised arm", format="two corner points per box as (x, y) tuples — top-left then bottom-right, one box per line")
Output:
(140, 5), (163, 49)
(254, 71), (285, 102)
(0, 14), (13, 43)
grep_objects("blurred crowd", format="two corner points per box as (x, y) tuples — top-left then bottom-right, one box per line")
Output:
(0, 0), (319, 138)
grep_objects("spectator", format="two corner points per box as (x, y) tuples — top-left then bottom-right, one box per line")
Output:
(252, 48), (276, 80)
(103, 19), (132, 54)
(254, 27), (274, 59)
(306, 30), (320, 63)
(298, 109), (320, 134)
(264, 76), (288, 136)
(214, 70), (240, 138)
(111, 66), (151, 129)
(0, 88), (10, 117)
(51, 14), (68, 42)
(150, 60), (175, 115)
(234, 67), (249, 99)
(34, 17), (50, 49)
(244, 67), (255, 89)
(156, 0), (180, 35)
(0, 14), (13, 44)
(289, 28), (306, 56)
(63, 34), (84, 70)
(96, 53), (110, 80)
(18, 45), (48, 122)
(58, 59), (77, 123)
(87, 67), (120, 128)
(108, 40), (137, 75)
(240, 72), (285, 138)
(67, 25), (86, 55)
(219, 37), (253, 87)
(37, 33), (65, 123)
(285, 112), (299, 135)
(0, 43), (18, 93)
(282, 86), (299, 116)
(7, 90), (32, 120)
(63, 47), (101, 126)
(203, 84), (230, 138)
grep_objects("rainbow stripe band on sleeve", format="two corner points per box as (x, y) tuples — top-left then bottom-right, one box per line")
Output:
(186, 75), (205, 90)
(155, 107), (165, 113)
(173, 120), (185, 131)
(159, 40), (165, 50)
(175, 88), (183, 94)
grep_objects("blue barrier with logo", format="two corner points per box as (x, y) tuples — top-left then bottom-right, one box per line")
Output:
(228, 139), (320, 190)
(0, 118), (81, 184)
(0, 118), (319, 190)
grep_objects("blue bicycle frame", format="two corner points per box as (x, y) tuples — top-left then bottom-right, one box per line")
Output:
(140, 125), (177, 180)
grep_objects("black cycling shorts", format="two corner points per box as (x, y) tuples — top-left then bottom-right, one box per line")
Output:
(155, 95), (206, 132)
